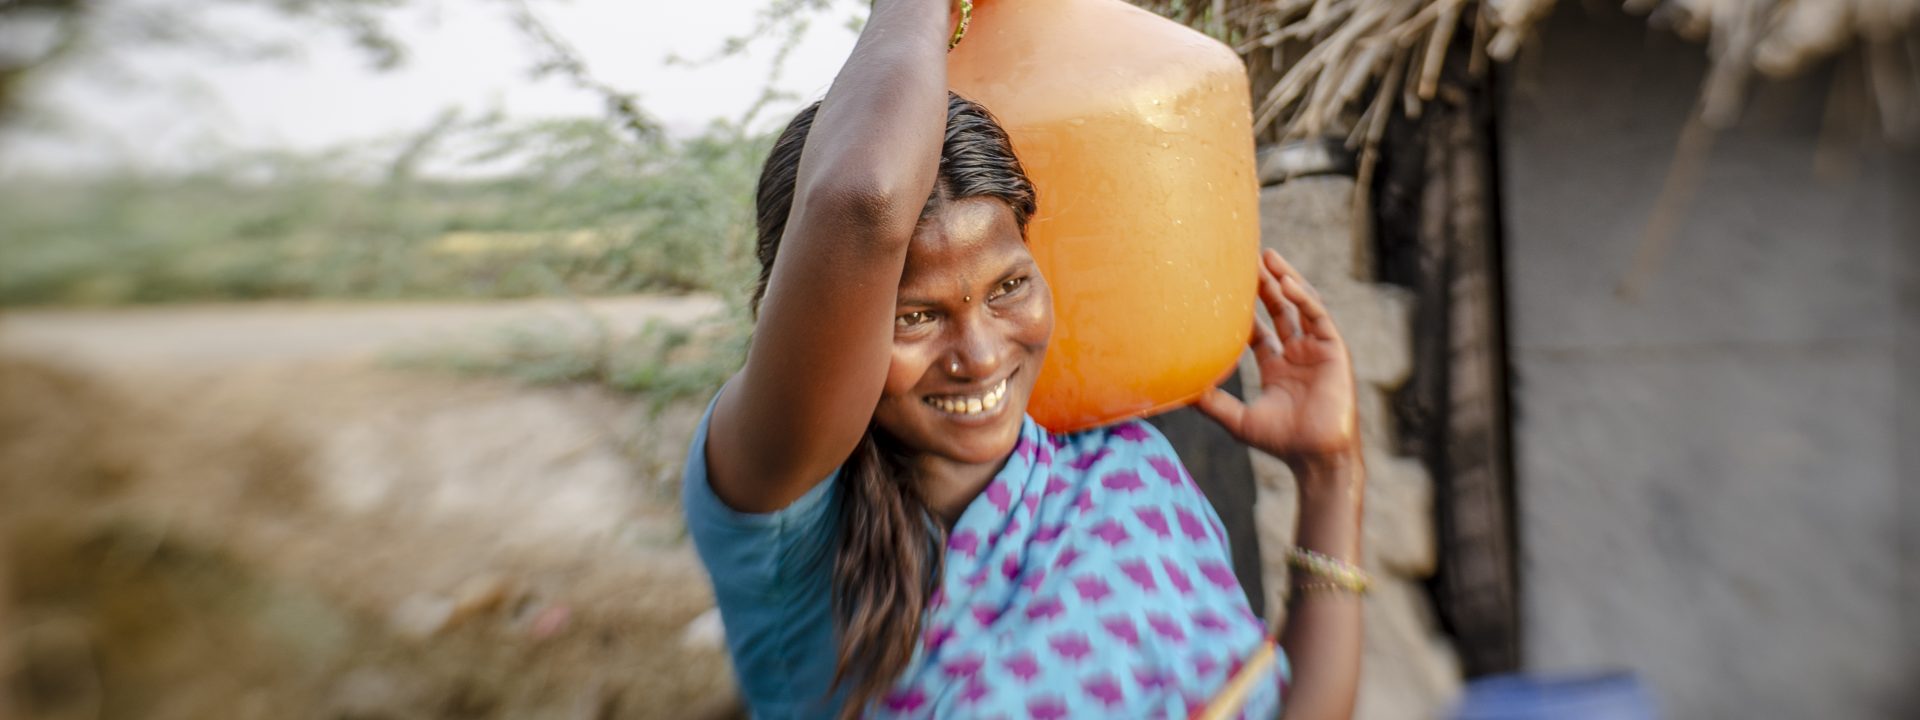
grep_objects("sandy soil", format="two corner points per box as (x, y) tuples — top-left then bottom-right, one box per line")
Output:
(0, 296), (743, 720)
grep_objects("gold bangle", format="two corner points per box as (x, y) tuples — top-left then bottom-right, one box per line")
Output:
(1289, 580), (1365, 601)
(949, 0), (973, 51)
(1285, 546), (1370, 593)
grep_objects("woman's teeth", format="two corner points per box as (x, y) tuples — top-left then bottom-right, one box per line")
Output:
(925, 378), (1008, 416)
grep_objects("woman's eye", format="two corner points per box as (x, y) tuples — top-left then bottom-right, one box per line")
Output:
(991, 277), (1027, 299)
(896, 311), (933, 328)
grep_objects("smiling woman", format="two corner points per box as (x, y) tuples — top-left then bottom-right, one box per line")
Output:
(876, 195), (1052, 498)
(684, 0), (1364, 718)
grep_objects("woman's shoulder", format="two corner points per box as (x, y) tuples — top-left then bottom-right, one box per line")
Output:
(1045, 416), (1175, 456)
(682, 390), (843, 542)
(1039, 417), (1240, 566)
(1041, 417), (1191, 489)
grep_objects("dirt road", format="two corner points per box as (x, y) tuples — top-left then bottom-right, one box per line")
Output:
(0, 295), (742, 720)
(0, 295), (723, 370)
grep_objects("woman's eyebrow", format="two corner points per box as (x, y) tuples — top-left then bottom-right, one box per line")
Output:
(894, 291), (941, 308)
(894, 254), (1035, 306)
(991, 257), (1038, 282)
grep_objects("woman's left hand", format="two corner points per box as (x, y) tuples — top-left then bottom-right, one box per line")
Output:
(1194, 248), (1360, 475)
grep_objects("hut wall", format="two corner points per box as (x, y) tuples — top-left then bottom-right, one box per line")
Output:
(1497, 2), (1920, 718)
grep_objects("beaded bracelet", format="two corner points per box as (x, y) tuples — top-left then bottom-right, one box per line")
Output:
(1289, 580), (1364, 599)
(1285, 546), (1371, 594)
(950, 0), (973, 50)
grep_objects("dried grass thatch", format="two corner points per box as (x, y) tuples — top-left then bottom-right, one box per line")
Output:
(1132, 0), (1920, 146)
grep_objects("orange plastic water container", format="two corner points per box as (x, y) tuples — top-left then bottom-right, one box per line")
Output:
(948, 0), (1260, 433)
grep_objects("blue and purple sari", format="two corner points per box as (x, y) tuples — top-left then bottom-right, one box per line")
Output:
(684, 403), (1288, 719)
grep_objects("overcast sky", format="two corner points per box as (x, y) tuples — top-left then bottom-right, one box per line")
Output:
(0, 0), (860, 174)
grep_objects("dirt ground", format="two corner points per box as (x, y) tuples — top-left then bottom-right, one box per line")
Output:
(0, 297), (743, 720)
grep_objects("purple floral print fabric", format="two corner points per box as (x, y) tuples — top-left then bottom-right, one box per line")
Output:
(871, 416), (1288, 718)
(683, 403), (1288, 719)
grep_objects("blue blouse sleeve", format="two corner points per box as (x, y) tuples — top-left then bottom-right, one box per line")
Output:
(682, 393), (850, 718)
(681, 393), (842, 598)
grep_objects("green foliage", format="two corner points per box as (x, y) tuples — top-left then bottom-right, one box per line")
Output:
(0, 0), (872, 404)
(0, 108), (768, 404)
(0, 116), (772, 306)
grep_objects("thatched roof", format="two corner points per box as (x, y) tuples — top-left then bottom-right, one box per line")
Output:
(1132, 0), (1919, 146)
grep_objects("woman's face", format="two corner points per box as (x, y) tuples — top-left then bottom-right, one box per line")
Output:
(872, 196), (1053, 466)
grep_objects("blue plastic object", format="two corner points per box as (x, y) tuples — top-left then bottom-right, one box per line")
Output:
(1449, 671), (1658, 720)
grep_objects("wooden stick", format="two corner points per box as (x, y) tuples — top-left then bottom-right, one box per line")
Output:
(1419, 0), (1463, 100)
(1192, 639), (1281, 720)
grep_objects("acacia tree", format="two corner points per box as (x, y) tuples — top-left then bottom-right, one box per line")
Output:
(0, 0), (876, 305)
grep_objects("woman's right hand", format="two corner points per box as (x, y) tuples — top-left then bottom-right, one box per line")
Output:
(1202, 249), (1365, 720)
(1193, 248), (1361, 485)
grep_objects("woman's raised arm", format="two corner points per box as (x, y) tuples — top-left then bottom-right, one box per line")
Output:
(1195, 249), (1364, 719)
(705, 0), (951, 513)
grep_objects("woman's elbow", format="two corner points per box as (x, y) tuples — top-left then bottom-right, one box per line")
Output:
(795, 170), (927, 240)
